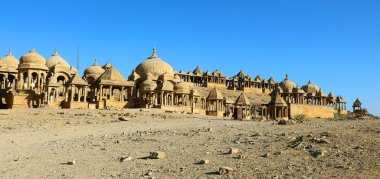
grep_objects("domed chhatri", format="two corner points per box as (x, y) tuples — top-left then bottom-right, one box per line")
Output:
(140, 78), (157, 92)
(0, 49), (19, 70)
(46, 48), (70, 69)
(135, 47), (174, 80)
(19, 49), (48, 70)
(84, 59), (105, 79)
(302, 80), (320, 94)
(279, 74), (297, 92)
(174, 81), (190, 94)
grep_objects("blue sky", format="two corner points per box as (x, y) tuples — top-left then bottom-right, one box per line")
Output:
(1, 0), (379, 115)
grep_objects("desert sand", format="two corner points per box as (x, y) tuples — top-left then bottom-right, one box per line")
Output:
(0, 108), (379, 179)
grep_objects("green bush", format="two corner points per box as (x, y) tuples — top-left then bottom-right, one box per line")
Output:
(294, 114), (306, 121)
(334, 113), (347, 120)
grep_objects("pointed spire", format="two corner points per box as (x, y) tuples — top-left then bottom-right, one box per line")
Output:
(93, 58), (98, 66)
(285, 74), (289, 80)
(53, 48), (58, 56)
(308, 80), (312, 84)
(7, 48), (12, 56)
(151, 47), (158, 58)
(30, 49), (36, 53)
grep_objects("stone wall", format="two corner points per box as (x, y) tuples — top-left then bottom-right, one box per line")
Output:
(6, 91), (41, 109)
(104, 100), (131, 109)
(206, 83), (227, 90)
(242, 87), (263, 94)
(159, 105), (192, 113)
(206, 111), (224, 117)
(289, 104), (336, 119)
(62, 101), (89, 109)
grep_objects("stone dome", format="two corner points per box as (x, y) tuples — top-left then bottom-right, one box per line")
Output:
(70, 66), (79, 75)
(208, 87), (224, 100)
(102, 60), (112, 70)
(317, 88), (326, 97)
(19, 49), (48, 70)
(173, 74), (181, 83)
(174, 82), (189, 94)
(158, 72), (173, 82)
(84, 59), (105, 79)
(279, 74), (297, 92)
(158, 80), (174, 91)
(0, 49), (19, 69)
(235, 93), (250, 105)
(140, 78), (157, 91)
(268, 76), (277, 84)
(302, 80), (320, 94)
(46, 49), (70, 69)
(292, 86), (305, 93)
(190, 88), (199, 96)
(135, 48), (174, 80)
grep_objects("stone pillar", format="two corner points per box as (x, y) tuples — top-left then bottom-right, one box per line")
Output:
(78, 86), (82, 102)
(121, 87), (125, 102)
(70, 85), (74, 101)
(84, 86), (87, 102)
(274, 108), (277, 120)
(109, 85), (113, 100)
(37, 73), (41, 90)
(100, 85), (103, 100)
(27, 72), (31, 89)
(160, 92), (164, 105)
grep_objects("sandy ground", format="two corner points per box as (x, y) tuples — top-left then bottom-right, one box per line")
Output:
(0, 108), (379, 179)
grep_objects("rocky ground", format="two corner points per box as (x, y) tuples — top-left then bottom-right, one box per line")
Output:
(0, 108), (379, 179)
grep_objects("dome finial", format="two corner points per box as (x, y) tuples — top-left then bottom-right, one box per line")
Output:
(7, 48), (12, 56)
(151, 47), (158, 58)
(308, 80), (311, 84)
(93, 58), (98, 66)
(30, 49), (36, 53)
(53, 48), (58, 56)
(285, 74), (289, 80)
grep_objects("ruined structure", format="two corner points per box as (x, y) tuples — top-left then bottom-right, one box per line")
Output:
(0, 48), (352, 119)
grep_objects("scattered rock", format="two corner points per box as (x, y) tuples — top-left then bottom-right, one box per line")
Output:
(150, 151), (166, 159)
(261, 153), (270, 158)
(238, 155), (247, 159)
(198, 159), (209, 164)
(219, 166), (234, 175)
(310, 137), (329, 144)
(118, 117), (129, 121)
(320, 132), (337, 138)
(278, 119), (287, 125)
(273, 151), (282, 155)
(309, 149), (326, 158)
(251, 132), (262, 137)
(120, 156), (133, 162)
(289, 136), (303, 148)
(67, 160), (76, 165)
(227, 148), (239, 154)
(145, 170), (153, 176)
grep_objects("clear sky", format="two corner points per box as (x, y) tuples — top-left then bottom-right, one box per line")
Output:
(1, 0), (379, 115)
